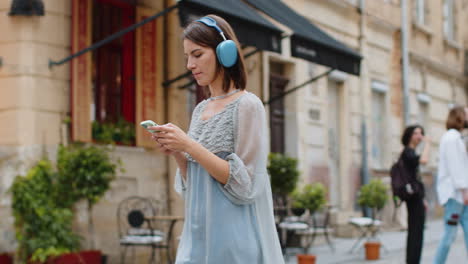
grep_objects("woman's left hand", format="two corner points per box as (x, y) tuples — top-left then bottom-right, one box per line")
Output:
(150, 123), (193, 152)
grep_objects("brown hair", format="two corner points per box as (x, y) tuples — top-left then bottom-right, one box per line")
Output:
(183, 15), (246, 95)
(446, 106), (466, 130)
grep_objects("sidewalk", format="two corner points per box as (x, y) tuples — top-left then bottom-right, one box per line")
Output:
(285, 219), (467, 264)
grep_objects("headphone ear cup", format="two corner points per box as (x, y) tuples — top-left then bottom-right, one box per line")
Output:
(216, 40), (238, 68)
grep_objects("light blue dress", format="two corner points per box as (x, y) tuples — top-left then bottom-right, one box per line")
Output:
(174, 93), (284, 264)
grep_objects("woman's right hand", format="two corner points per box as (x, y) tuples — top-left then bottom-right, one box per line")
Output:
(151, 133), (176, 156)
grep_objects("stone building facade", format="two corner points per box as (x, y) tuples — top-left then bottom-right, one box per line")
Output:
(280, 0), (468, 233)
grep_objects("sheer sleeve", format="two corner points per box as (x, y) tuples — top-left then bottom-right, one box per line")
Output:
(221, 94), (269, 205)
(174, 102), (204, 197)
(174, 168), (187, 197)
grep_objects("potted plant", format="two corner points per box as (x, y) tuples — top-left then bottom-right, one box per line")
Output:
(291, 183), (327, 217)
(357, 179), (389, 260)
(9, 160), (80, 264)
(92, 118), (135, 146)
(292, 183), (327, 264)
(9, 144), (121, 264)
(55, 143), (122, 263)
(267, 153), (300, 217)
(290, 193), (306, 217)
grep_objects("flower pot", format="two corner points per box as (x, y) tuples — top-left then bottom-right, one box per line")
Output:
(297, 254), (316, 264)
(364, 242), (380, 260)
(0, 253), (13, 264)
(292, 207), (306, 216)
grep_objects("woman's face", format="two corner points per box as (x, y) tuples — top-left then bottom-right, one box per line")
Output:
(411, 127), (424, 146)
(184, 39), (218, 86)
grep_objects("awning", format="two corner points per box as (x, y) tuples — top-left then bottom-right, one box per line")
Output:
(244, 0), (362, 76)
(178, 0), (282, 53)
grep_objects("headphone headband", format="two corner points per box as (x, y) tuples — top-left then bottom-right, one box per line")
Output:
(196, 17), (227, 41)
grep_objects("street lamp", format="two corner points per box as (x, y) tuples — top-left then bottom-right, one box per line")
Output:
(9, 0), (44, 16)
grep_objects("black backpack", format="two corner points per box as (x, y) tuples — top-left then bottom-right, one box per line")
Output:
(390, 155), (415, 202)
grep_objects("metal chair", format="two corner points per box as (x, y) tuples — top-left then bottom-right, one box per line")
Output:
(348, 216), (386, 253)
(299, 205), (335, 252)
(117, 196), (172, 264)
(279, 206), (335, 256)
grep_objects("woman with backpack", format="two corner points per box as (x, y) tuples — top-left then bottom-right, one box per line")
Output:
(400, 125), (431, 264)
(433, 106), (468, 264)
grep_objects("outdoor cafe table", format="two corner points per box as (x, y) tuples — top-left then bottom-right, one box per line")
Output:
(145, 215), (185, 240)
(146, 216), (185, 221)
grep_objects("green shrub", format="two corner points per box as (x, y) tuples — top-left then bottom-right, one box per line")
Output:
(10, 160), (80, 262)
(10, 144), (122, 262)
(56, 143), (120, 208)
(92, 118), (135, 145)
(358, 179), (389, 217)
(292, 183), (327, 213)
(56, 143), (122, 249)
(268, 153), (300, 196)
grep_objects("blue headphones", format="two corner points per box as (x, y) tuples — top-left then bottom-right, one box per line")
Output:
(196, 16), (238, 68)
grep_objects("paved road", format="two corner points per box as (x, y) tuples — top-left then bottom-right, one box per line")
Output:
(285, 219), (467, 264)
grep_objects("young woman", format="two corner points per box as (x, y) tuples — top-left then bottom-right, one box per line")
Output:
(400, 125), (430, 264)
(150, 15), (284, 264)
(434, 106), (468, 264)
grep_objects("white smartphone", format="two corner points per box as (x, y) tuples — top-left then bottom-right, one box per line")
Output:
(140, 120), (160, 133)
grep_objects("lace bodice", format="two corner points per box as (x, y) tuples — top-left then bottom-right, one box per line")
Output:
(185, 94), (245, 162)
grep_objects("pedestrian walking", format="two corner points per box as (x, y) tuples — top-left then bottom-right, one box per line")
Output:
(399, 125), (430, 264)
(149, 15), (284, 264)
(434, 106), (468, 264)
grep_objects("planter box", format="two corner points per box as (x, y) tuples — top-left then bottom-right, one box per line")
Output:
(0, 253), (13, 264)
(28, 250), (102, 264)
(54, 250), (101, 264)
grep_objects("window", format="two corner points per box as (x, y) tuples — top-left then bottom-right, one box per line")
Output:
(416, 94), (430, 165)
(92, 0), (135, 124)
(269, 73), (289, 154)
(371, 81), (388, 169)
(91, 0), (136, 144)
(71, 0), (162, 147)
(443, 0), (455, 40)
(417, 97), (429, 129)
(415, 0), (426, 25)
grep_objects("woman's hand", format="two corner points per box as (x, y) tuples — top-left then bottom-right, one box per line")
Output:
(150, 123), (193, 153)
(151, 133), (175, 155)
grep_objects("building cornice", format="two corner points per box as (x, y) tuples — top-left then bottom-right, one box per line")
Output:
(366, 14), (399, 34)
(409, 51), (466, 83)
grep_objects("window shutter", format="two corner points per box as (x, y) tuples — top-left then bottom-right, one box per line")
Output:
(135, 7), (164, 147)
(71, 0), (92, 142)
